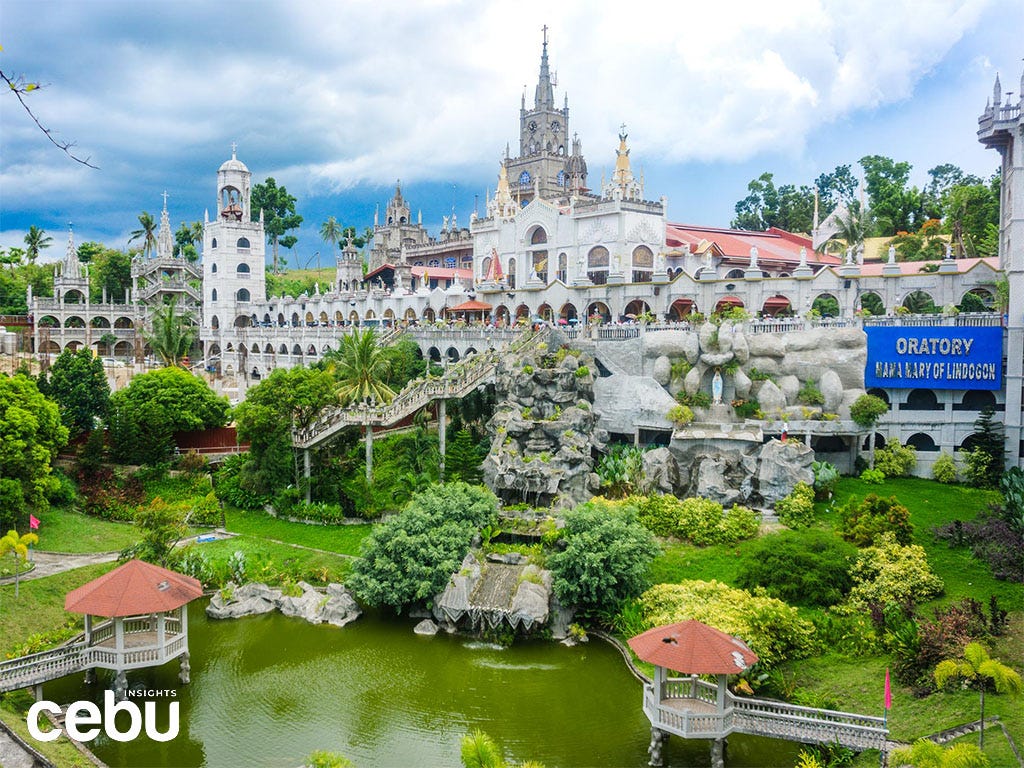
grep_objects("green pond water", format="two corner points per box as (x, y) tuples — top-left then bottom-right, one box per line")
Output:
(44, 602), (802, 767)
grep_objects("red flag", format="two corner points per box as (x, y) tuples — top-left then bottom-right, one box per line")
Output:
(884, 667), (892, 710)
(29, 514), (40, 530)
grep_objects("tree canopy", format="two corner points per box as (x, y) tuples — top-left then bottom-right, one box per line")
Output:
(251, 177), (303, 273)
(0, 373), (68, 530)
(37, 349), (110, 438)
(108, 367), (230, 465)
(146, 297), (198, 366)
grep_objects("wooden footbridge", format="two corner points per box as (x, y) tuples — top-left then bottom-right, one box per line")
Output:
(629, 621), (887, 767)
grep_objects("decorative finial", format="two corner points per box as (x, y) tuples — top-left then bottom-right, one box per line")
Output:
(230, 141), (237, 159)
(619, 122), (627, 139)
(161, 191), (169, 210)
(542, 24), (548, 50)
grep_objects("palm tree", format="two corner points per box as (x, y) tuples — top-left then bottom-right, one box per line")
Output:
(1, 529), (39, 600)
(460, 730), (504, 768)
(890, 739), (989, 768)
(23, 225), (52, 264)
(146, 297), (197, 366)
(129, 211), (157, 257)
(320, 216), (343, 254)
(935, 642), (1023, 750)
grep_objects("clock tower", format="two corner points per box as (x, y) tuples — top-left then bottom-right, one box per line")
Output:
(505, 28), (586, 205)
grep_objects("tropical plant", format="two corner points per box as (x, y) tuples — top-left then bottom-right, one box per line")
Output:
(331, 327), (395, 406)
(0, 529), (39, 599)
(811, 461), (839, 500)
(968, 406), (1005, 488)
(934, 642), (1023, 750)
(23, 225), (53, 264)
(932, 452), (958, 484)
(146, 297), (197, 366)
(305, 750), (353, 768)
(251, 177), (303, 273)
(890, 739), (988, 768)
(129, 211), (158, 257)
(37, 348), (110, 438)
(839, 494), (913, 547)
(775, 482), (816, 529)
(595, 444), (645, 498)
(320, 216), (344, 254)
(666, 404), (694, 428)
(445, 429), (484, 484)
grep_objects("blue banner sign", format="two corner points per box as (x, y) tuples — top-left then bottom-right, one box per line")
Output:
(865, 326), (1002, 390)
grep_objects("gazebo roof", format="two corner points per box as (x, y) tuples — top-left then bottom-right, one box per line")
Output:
(449, 299), (493, 312)
(65, 559), (203, 617)
(628, 620), (759, 675)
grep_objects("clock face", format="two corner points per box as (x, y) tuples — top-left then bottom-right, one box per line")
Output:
(528, 120), (538, 132)
(519, 171), (531, 185)
(550, 121), (560, 132)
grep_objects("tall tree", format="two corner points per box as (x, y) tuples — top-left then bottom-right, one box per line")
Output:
(39, 349), (110, 438)
(923, 163), (980, 219)
(174, 220), (203, 262)
(331, 327), (395, 406)
(75, 241), (105, 264)
(90, 247), (132, 302)
(814, 164), (858, 211)
(731, 172), (814, 232)
(146, 297), (197, 366)
(0, 247), (25, 272)
(251, 177), (303, 274)
(859, 155), (923, 236)
(320, 216), (343, 254)
(23, 225), (52, 264)
(129, 211), (158, 257)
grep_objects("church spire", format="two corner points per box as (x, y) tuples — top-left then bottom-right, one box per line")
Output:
(157, 191), (174, 259)
(534, 25), (554, 110)
(993, 73), (1002, 108)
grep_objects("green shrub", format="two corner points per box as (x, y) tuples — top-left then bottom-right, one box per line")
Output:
(677, 496), (727, 545)
(962, 447), (992, 488)
(638, 580), (816, 669)
(548, 499), (659, 617)
(850, 394), (888, 428)
(811, 461), (839, 501)
(731, 398), (760, 420)
(629, 495), (682, 538)
(860, 468), (885, 484)
(721, 505), (761, 542)
(574, 365), (590, 378)
(846, 532), (944, 610)
(736, 530), (856, 607)
(797, 380), (825, 406)
(666, 404), (694, 428)
(875, 441), (916, 478)
(188, 491), (222, 526)
(47, 470), (79, 507)
(839, 494), (913, 547)
(214, 454), (269, 510)
(677, 391), (711, 409)
(289, 501), (350, 524)
(522, 364), (534, 375)
(931, 452), (958, 484)
(775, 482), (816, 529)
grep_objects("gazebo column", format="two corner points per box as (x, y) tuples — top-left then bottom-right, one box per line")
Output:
(653, 665), (667, 700)
(157, 612), (166, 660)
(178, 606), (191, 684)
(711, 738), (726, 768)
(716, 674), (728, 714)
(113, 616), (127, 699)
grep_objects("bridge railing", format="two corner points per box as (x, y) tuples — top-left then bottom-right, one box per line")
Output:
(0, 642), (86, 692)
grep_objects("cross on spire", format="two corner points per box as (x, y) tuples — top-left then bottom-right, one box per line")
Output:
(161, 190), (169, 209)
(542, 24), (548, 48)
(230, 141), (237, 158)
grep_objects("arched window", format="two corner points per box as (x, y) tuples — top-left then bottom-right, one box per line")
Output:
(211, 263), (217, 273)
(587, 246), (609, 285)
(211, 288), (218, 302)
(211, 238), (218, 249)
(901, 388), (942, 411)
(632, 245), (654, 283)
(530, 228), (548, 245)
(237, 237), (250, 249)
(237, 288), (250, 302)
(237, 263), (250, 275)
(906, 433), (939, 452)
(211, 316), (220, 330)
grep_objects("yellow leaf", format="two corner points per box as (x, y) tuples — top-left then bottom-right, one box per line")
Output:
(25, 83), (38, 91)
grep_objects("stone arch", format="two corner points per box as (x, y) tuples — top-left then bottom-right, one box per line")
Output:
(811, 435), (847, 453)
(762, 295), (793, 317)
(349, 309), (360, 323)
(404, 307), (417, 323)
(211, 316), (220, 330)
(237, 288), (250, 302)
(38, 315), (59, 328)
(207, 343), (221, 358)
(559, 303), (578, 322)
(423, 308), (436, 323)
(587, 246), (609, 284)
(428, 346), (441, 362)
(632, 246), (654, 283)
(725, 269), (745, 280)
(903, 388), (941, 411)
(279, 343), (288, 355)
(64, 340), (83, 352)
(862, 432), (887, 451)
(960, 287), (995, 312)
(292, 344), (303, 356)
(226, 343), (234, 352)
(866, 387), (890, 407)
(114, 316), (134, 329)
(466, 347), (478, 356)
(514, 303), (531, 320)
(587, 301), (611, 323)
(447, 347), (460, 362)
(63, 289), (86, 304)
(365, 309), (376, 320)
(305, 311), (315, 324)
(959, 433), (984, 452)
(113, 340), (133, 357)
(624, 299), (651, 319)
(960, 390), (997, 410)
(528, 226), (548, 245)
(264, 343), (274, 354)
(507, 257), (517, 289)
(383, 308), (395, 325)
(537, 303), (553, 321)
(320, 311), (330, 324)
(234, 315), (251, 328)
(64, 316), (85, 328)
(557, 252), (567, 282)
(714, 296), (744, 313)
(262, 313), (272, 325)
(860, 291), (885, 316)
(480, 256), (491, 281)
(307, 344), (317, 356)
(238, 343), (248, 355)
(237, 237), (250, 248)
(91, 316), (111, 328)
(902, 290), (937, 315)
(669, 298), (696, 320)
(336, 310), (345, 324)
(494, 305), (510, 325)
(812, 293), (840, 317)
(906, 432), (938, 452)
(291, 312), (300, 327)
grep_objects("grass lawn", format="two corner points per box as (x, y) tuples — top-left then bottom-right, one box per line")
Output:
(31, 507), (139, 553)
(647, 538), (756, 585)
(186, 536), (354, 585)
(0, 701), (96, 768)
(0, 562), (117, 656)
(224, 507), (372, 557)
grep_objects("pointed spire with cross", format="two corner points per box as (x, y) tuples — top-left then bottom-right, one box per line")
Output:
(230, 141), (237, 159)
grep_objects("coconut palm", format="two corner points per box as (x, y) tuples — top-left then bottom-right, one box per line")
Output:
(129, 211), (158, 257)
(890, 739), (989, 768)
(1, 529), (39, 600)
(934, 642), (1023, 750)
(146, 297), (197, 366)
(320, 216), (343, 254)
(332, 327), (395, 406)
(23, 225), (52, 264)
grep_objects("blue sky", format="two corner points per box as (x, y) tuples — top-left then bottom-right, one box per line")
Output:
(1, 0), (1021, 264)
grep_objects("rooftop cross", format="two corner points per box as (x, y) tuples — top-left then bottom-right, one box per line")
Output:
(542, 24), (548, 48)
(161, 190), (169, 209)
(230, 140), (237, 158)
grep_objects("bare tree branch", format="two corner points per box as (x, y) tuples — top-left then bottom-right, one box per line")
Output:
(1, 68), (99, 169)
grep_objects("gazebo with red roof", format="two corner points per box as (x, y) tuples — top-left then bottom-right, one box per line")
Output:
(445, 298), (493, 322)
(65, 559), (204, 696)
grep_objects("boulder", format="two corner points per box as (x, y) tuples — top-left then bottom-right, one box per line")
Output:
(746, 357), (779, 376)
(682, 332), (701, 365)
(642, 330), (691, 358)
(641, 447), (679, 494)
(838, 387), (867, 420)
(758, 380), (786, 415)
(509, 571), (550, 630)
(652, 355), (671, 386)
(593, 374), (676, 435)
(321, 583), (362, 627)
(779, 375), (800, 405)
(277, 581), (325, 622)
(700, 351), (734, 368)
(746, 333), (785, 358)
(756, 439), (814, 505)
(694, 456), (743, 507)
(733, 368), (752, 400)
(819, 370), (844, 412)
(414, 619), (439, 636)
(731, 329), (750, 364)
(205, 582), (282, 620)
(684, 365), (702, 395)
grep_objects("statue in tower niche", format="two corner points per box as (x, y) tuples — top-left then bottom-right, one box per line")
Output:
(712, 368), (723, 406)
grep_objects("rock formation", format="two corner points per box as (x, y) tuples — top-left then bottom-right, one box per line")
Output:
(207, 581), (361, 627)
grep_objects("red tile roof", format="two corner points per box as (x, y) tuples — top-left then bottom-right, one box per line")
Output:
(628, 620), (759, 674)
(856, 256), (998, 276)
(65, 559), (204, 617)
(665, 224), (841, 266)
(449, 299), (493, 311)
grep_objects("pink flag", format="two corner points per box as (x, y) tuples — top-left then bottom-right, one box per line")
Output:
(29, 514), (40, 530)
(884, 667), (892, 710)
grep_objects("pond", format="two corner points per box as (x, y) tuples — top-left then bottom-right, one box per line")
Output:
(44, 602), (802, 767)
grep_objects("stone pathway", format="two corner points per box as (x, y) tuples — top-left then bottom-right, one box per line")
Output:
(0, 551), (119, 584)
